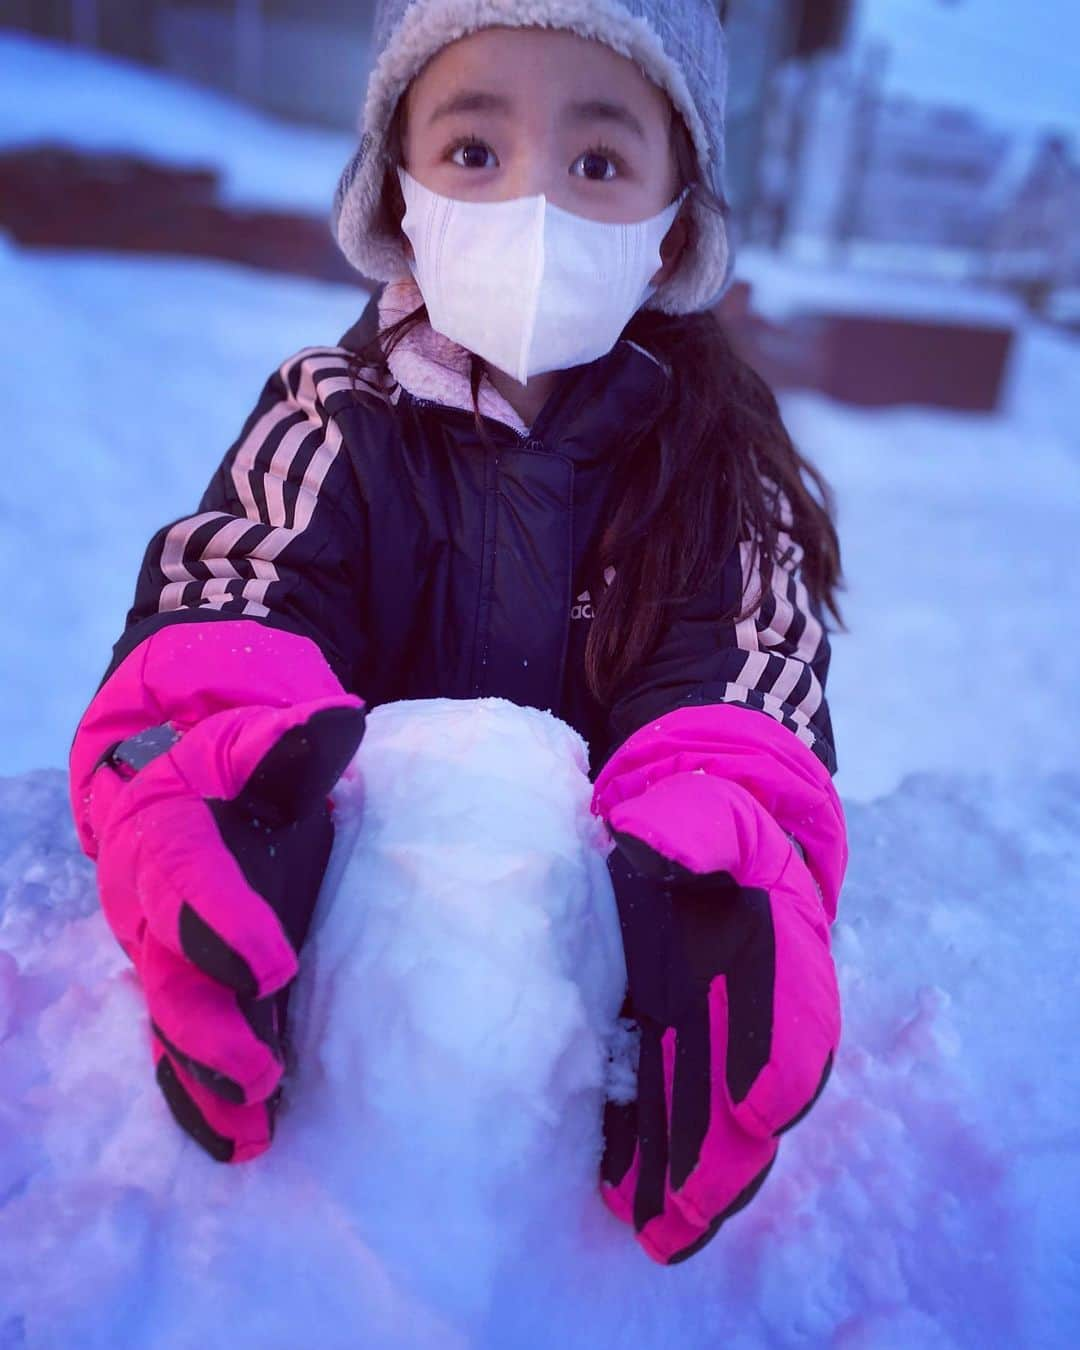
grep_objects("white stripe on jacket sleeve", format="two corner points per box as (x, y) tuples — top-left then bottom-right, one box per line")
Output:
(155, 348), (357, 619)
(722, 484), (833, 765)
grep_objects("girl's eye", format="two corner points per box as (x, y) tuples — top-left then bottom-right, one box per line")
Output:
(449, 140), (498, 170)
(571, 150), (619, 182)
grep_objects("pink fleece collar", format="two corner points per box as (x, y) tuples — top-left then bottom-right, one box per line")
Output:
(376, 278), (529, 436)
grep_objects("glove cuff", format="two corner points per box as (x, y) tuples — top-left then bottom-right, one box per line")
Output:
(592, 703), (847, 922)
(70, 620), (352, 858)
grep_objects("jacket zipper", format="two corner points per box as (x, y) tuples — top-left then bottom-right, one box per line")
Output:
(408, 393), (575, 706)
(470, 442), (500, 695)
(472, 433), (558, 697)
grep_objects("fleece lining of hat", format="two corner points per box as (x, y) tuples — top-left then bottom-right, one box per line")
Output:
(331, 0), (732, 314)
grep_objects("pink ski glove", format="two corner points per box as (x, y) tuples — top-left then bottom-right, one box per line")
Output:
(592, 706), (846, 1265)
(85, 695), (365, 1162)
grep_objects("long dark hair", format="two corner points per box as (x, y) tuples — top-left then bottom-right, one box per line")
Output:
(346, 114), (847, 705)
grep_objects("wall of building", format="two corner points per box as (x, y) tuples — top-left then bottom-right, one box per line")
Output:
(1, 0), (853, 225)
(152, 4), (369, 127)
(748, 41), (1079, 295)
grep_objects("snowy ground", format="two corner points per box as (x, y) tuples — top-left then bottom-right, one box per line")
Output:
(0, 234), (368, 776)
(2, 701), (1078, 1349)
(783, 313), (1080, 803)
(0, 31), (356, 213)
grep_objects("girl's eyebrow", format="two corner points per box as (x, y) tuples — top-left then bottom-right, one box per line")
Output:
(427, 91), (646, 141)
(564, 100), (647, 140)
(428, 89), (512, 124)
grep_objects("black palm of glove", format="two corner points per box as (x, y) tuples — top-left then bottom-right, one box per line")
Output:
(606, 828), (768, 1030)
(600, 830), (831, 1263)
(95, 701), (366, 1162)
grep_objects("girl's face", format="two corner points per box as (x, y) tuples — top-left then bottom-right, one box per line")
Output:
(399, 25), (684, 226)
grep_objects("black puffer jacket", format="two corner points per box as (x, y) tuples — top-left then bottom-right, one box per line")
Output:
(101, 283), (837, 779)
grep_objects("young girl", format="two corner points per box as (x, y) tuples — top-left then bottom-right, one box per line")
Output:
(69, 0), (848, 1267)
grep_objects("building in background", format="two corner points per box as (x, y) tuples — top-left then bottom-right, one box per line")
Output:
(986, 133), (1080, 312)
(750, 39), (1080, 307)
(2, 0), (1043, 410)
(0, 0), (852, 224)
(6, 0), (1076, 317)
(721, 0), (851, 216)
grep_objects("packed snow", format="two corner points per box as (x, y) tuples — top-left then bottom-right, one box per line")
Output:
(2, 699), (1078, 1348)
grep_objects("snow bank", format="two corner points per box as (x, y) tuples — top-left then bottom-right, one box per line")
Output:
(0, 31), (356, 213)
(2, 699), (1077, 1348)
(736, 245), (1025, 326)
(780, 314), (1080, 804)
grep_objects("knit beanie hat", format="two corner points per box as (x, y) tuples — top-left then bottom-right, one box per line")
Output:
(331, 0), (732, 314)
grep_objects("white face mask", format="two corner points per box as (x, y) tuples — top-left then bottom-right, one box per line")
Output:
(397, 166), (686, 384)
